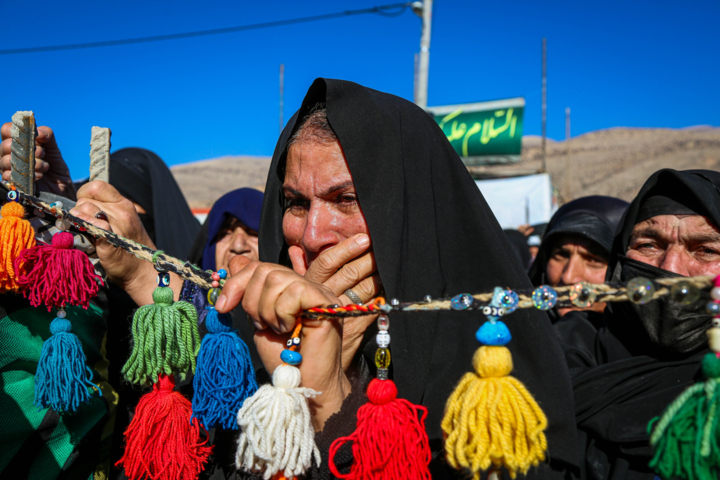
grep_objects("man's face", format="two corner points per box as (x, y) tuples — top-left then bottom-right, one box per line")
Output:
(627, 215), (720, 276)
(545, 233), (609, 315)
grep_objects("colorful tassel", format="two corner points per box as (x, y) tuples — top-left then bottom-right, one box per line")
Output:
(34, 311), (99, 412)
(235, 363), (321, 480)
(442, 288), (547, 480)
(116, 374), (213, 480)
(14, 231), (101, 310)
(191, 306), (258, 429)
(329, 378), (431, 480)
(648, 306), (720, 480)
(121, 286), (200, 385)
(0, 200), (36, 293)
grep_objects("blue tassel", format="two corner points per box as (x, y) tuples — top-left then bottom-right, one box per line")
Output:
(34, 316), (99, 412)
(192, 307), (258, 429)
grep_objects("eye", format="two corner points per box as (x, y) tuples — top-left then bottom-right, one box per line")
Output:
(156, 272), (170, 287)
(285, 196), (309, 210)
(7, 190), (18, 202)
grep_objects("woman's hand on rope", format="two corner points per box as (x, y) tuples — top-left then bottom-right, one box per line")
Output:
(70, 181), (181, 305)
(218, 256), (351, 430)
(1, 123), (76, 200)
(290, 233), (382, 371)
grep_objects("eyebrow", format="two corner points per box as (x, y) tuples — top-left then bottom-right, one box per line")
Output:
(282, 181), (354, 198)
(631, 227), (720, 244)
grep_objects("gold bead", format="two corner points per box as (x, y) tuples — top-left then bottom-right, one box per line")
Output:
(375, 348), (391, 369)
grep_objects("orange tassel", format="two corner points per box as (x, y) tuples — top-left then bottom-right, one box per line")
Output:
(0, 201), (35, 293)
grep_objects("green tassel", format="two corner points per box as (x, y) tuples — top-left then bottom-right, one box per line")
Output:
(121, 287), (200, 385)
(649, 353), (720, 480)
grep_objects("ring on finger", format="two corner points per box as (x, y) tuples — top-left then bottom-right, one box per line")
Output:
(95, 211), (109, 221)
(344, 288), (363, 305)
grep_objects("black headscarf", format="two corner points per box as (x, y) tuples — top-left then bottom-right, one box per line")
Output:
(558, 169), (720, 480)
(529, 196), (629, 286)
(109, 148), (200, 259)
(258, 78), (578, 478)
(504, 229), (532, 270)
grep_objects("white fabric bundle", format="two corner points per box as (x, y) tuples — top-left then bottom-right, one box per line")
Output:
(236, 364), (321, 479)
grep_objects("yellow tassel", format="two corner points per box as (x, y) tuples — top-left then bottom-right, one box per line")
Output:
(442, 346), (548, 480)
(0, 201), (35, 293)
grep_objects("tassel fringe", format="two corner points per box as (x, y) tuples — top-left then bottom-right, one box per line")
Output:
(0, 201), (35, 293)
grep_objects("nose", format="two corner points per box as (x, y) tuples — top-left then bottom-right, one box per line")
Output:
(302, 203), (340, 257)
(658, 245), (689, 276)
(560, 254), (585, 286)
(230, 228), (249, 254)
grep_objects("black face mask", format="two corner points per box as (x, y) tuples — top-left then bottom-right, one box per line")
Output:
(137, 213), (156, 244)
(608, 255), (711, 356)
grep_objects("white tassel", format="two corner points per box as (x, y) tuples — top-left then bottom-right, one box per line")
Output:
(236, 364), (321, 479)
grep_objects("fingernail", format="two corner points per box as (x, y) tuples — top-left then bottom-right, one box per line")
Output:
(68, 209), (78, 216)
(356, 234), (370, 247)
(216, 295), (227, 311)
(252, 320), (264, 330)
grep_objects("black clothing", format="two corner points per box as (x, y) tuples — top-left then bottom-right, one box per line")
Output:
(556, 169), (720, 480)
(504, 229), (532, 269)
(529, 196), (629, 287)
(257, 78), (579, 478)
(109, 147), (200, 259)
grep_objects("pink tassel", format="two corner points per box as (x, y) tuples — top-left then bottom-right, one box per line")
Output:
(14, 232), (102, 311)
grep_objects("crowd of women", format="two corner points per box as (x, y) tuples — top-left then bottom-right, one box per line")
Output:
(1, 78), (719, 480)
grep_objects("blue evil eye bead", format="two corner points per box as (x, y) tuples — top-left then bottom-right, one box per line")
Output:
(532, 285), (558, 310)
(217, 269), (228, 280)
(476, 320), (512, 346)
(6, 190), (18, 202)
(500, 290), (519, 314)
(156, 272), (171, 287)
(706, 302), (720, 316)
(280, 349), (302, 366)
(451, 293), (474, 311)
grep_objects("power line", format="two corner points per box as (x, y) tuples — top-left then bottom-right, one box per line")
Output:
(0, 3), (411, 56)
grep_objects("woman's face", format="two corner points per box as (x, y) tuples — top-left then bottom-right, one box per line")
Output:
(214, 216), (259, 272)
(282, 139), (369, 269)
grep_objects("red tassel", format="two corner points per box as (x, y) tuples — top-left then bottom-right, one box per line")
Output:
(14, 231), (102, 311)
(329, 379), (431, 480)
(116, 374), (213, 480)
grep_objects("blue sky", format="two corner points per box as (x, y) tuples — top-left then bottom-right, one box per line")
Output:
(2, 0), (718, 179)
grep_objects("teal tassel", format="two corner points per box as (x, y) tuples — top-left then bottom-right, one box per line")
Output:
(192, 307), (258, 429)
(34, 316), (99, 412)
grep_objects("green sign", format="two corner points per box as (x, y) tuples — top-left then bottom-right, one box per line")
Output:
(430, 98), (524, 165)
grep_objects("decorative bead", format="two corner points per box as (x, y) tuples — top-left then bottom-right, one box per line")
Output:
(156, 272), (171, 287)
(207, 287), (220, 306)
(476, 320), (512, 346)
(423, 295), (432, 303)
(500, 290), (519, 314)
(708, 328), (720, 353)
(280, 349), (302, 365)
(711, 287), (720, 301)
(55, 218), (71, 231)
(670, 280), (700, 305)
(286, 339), (293, 347)
(218, 269), (228, 279)
(377, 368), (389, 380)
(390, 298), (400, 306)
(707, 302), (720, 315)
(56, 309), (67, 319)
(211, 280), (220, 288)
(451, 293), (474, 311)
(627, 277), (655, 304)
(376, 331), (390, 347)
(211, 272), (220, 281)
(377, 315), (390, 331)
(375, 348), (391, 369)
(7, 190), (18, 202)
(482, 306), (500, 317)
(532, 286), (558, 310)
(569, 281), (597, 308)
(50, 201), (63, 210)
(292, 337), (300, 346)
(713, 318), (720, 328)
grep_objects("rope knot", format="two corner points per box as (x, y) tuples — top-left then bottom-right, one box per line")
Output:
(1, 201), (25, 218)
(52, 232), (74, 249)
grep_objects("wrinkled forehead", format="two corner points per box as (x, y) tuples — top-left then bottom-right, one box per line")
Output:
(631, 214), (720, 238)
(283, 141), (354, 192)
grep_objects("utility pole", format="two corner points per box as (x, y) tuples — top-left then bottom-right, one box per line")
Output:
(564, 107), (571, 201)
(541, 38), (547, 173)
(412, 0), (433, 109)
(279, 64), (285, 134)
(413, 53), (419, 104)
